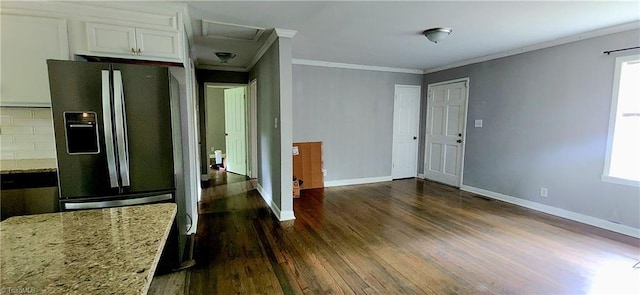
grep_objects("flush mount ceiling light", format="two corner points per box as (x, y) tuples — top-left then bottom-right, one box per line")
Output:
(423, 27), (453, 43)
(215, 52), (237, 63)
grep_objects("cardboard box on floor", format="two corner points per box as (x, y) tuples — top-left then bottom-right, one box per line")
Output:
(292, 179), (301, 198)
(293, 142), (324, 191)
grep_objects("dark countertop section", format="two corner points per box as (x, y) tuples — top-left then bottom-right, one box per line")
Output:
(1, 170), (58, 190)
(1, 168), (57, 174)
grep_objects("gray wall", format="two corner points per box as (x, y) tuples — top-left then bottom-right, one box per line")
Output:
(249, 41), (282, 208)
(421, 29), (640, 229)
(292, 65), (423, 181)
(205, 87), (225, 156)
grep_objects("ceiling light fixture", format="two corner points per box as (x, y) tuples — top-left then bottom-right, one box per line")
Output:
(215, 52), (237, 63)
(423, 27), (453, 43)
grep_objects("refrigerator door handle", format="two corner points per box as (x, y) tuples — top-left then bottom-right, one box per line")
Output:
(101, 70), (119, 188)
(113, 70), (131, 187)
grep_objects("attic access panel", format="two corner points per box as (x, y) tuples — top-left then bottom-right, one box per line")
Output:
(201, 20), (265, 42)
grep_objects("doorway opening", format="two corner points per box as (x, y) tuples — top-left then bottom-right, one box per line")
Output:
(203, 83), (250, 182)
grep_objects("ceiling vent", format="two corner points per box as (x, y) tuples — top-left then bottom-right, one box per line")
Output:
(201, 20), (265, 42)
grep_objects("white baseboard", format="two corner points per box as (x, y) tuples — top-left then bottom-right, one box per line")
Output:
(279, 210), (295, 221)
(325, 176), (393, 187)
(460, 185), (640, 239)
(417, 173), (425, 179)
(256, 184), (296, 221)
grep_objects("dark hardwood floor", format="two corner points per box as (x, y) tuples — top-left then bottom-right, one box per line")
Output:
(189, 176), (640, 294)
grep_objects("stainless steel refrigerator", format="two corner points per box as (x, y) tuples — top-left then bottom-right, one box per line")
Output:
(47, 60), (175, 210)
(48, 60), (189, 272)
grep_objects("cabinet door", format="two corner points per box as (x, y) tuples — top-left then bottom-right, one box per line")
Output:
(87, 23), (137, 56)
(0, 14), (69, 107)
(135, 28), (180, 60)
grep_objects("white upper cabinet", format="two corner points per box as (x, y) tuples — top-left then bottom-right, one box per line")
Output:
(0, 13), (69, 107)
(87, 23), (136, 55)
(0, 2), (187, 103)
(136, 28), (181, 60)
(86, 23), (181, 61)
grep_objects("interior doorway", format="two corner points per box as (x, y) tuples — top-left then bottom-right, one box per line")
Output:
(204, 84), (249, 177)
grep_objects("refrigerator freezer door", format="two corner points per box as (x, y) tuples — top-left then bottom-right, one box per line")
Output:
(112, 63), (175, 193)
(48, 60), (119, 199)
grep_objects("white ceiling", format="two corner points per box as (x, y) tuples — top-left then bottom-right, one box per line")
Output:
(187, 1), (640, 71)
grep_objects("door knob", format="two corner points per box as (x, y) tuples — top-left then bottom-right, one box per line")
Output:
(458, 133), (462, 137)
(456, 139), (462, 143)
(413, 136), (417, 140)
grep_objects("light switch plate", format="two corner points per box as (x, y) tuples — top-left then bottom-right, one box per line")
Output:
(474, 120), (483, 128)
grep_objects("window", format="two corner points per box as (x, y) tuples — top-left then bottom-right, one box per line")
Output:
(602, 54), (640, 186)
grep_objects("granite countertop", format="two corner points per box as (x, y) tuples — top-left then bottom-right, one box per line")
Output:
(0, 203), (177, 295)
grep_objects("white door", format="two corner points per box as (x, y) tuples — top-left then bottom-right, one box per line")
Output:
(392, 85), (421, 179)
(224, 87), (247, 175)
(424, 79), (468, 186)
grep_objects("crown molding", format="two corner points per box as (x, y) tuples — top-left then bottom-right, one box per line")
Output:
(275, 28), (298, 38)
(424, 21), (640, 74)
(292, 59), (424, 74)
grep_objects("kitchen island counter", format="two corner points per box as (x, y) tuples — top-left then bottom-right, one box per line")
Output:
(0, 203), (176, 294)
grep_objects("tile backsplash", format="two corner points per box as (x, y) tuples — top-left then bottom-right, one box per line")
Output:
(0, 107), (57, 170)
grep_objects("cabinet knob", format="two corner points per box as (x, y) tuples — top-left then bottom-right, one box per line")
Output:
(131, 48), (136, 55)
(137, 48), (142, 55)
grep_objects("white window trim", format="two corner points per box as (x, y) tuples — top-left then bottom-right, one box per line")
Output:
(602, 54), (640, 187)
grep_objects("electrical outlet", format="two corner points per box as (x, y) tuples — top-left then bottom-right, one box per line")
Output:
(540, 187), (548, 197)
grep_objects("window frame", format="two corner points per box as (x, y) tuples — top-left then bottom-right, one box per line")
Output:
(602, 54), (640, 187)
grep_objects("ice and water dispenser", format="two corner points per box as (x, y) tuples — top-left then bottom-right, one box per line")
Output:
(64, 112), (99, 154)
